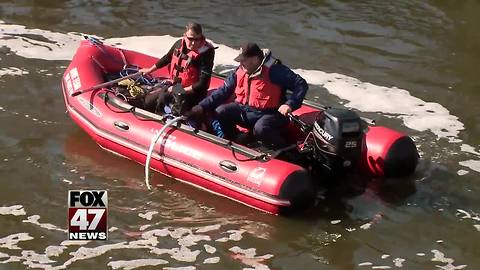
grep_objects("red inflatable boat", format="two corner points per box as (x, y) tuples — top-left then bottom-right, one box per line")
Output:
(61, 37), (418, 214)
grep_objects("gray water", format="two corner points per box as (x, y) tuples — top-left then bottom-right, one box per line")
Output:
(0, 0), (479, 269)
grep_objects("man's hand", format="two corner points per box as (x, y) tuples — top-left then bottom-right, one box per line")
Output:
(184, 86), (193, 93)
(140, 66), (154, 75)
(167, 85), (174, 93)
(278, 104), (292, 116)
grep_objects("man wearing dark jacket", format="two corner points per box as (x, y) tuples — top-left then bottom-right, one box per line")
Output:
(141, 22), (215, 114)
(188, 42), (308, 149)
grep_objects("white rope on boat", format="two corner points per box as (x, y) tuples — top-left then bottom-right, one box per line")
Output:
(145, 116), (185, 190)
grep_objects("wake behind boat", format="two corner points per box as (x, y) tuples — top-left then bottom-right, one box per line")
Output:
(61, 37), (418, 214)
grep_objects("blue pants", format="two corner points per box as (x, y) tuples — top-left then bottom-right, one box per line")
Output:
(215, 103), (289, 148)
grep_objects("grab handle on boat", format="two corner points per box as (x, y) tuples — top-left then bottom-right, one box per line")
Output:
(145, 116), (185, 190)
(114, 121), (129, 131)
(219, 160), (238, 173)
(71, 71), (142, 97)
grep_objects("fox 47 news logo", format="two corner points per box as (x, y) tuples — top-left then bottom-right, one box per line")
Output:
(68, 190), (107, 240)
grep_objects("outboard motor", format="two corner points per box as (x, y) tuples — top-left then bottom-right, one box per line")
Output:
(309, 108), (365, 173)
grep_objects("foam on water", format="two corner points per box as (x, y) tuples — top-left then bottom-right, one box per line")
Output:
(62, 178), (72, 184)
(431, 250), (467, 270)
(0, 230), (210, 269)
(60, 240), (90, 246)
(22, 215), (67, 233)
(0, 205), (26, 216)
(196, 224), (221, 233)
(392, 258), (405, 267)
(178, 234), (211, 247)
(0, 20), (467, 144)
(461, 144), (480, 156)
(139, 224), (151, 231)
(44, 246), (66, 257)
(456, 209), (473, 219)
(331, 219), (341, 224)
(456, 209), (480, 227)
(61, 242), (129, 268)
(6, 250), (55, 268)
(457, 145), (480, 173)
(229, 246), (273, 270)
(0, 233), (34, 250)
(169, 246), (201, 263)
(0, 20), (80, 60)
(108, 259), (169, 269)
(138, 210), (158, 221)
(296, 70), (465, 143)
(240, 222), (273, 241)
(0, 212), (467, 270)
(459, 160), (480, 173)
(360, 222), (372, 230)
(204, 244), (216, 254)
(203, 256), (220, 264)
(215, 229), (245, 242)
(0, 67), (29, 77)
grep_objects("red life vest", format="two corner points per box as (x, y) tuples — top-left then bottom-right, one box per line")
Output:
(169, 38), (213, 87)
(234, 54), (282, 110)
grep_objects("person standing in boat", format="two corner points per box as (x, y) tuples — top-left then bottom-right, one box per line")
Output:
(140, 22), (215, 114)
(187, 42), (308, 149)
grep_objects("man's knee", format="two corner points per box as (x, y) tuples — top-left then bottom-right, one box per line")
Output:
(215, 103), (241, 121)
(215, 104), (229, 116)
(215, 103), (236, 115)
(253, 121), (269, 139)
(253, 115), (285, 135)
(253, 115), (288, 148)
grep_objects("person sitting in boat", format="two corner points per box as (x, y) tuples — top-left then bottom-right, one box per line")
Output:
(187, 42), (308, 149)
(140, 22), (215, 115)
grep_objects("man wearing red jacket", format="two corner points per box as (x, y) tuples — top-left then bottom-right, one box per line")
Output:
(141, 22), (215, 114)
(189, 43), (308, 149)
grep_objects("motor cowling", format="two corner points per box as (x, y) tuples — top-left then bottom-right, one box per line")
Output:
(311, 108), (365, 172)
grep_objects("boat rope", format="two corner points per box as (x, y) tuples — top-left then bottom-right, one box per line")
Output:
(228, 141), (267, 162)
(118, 48), (128, 67)
(268, 144), (298, 160)
(91, 56), (108, 73)
(145, 115), (185, 190)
